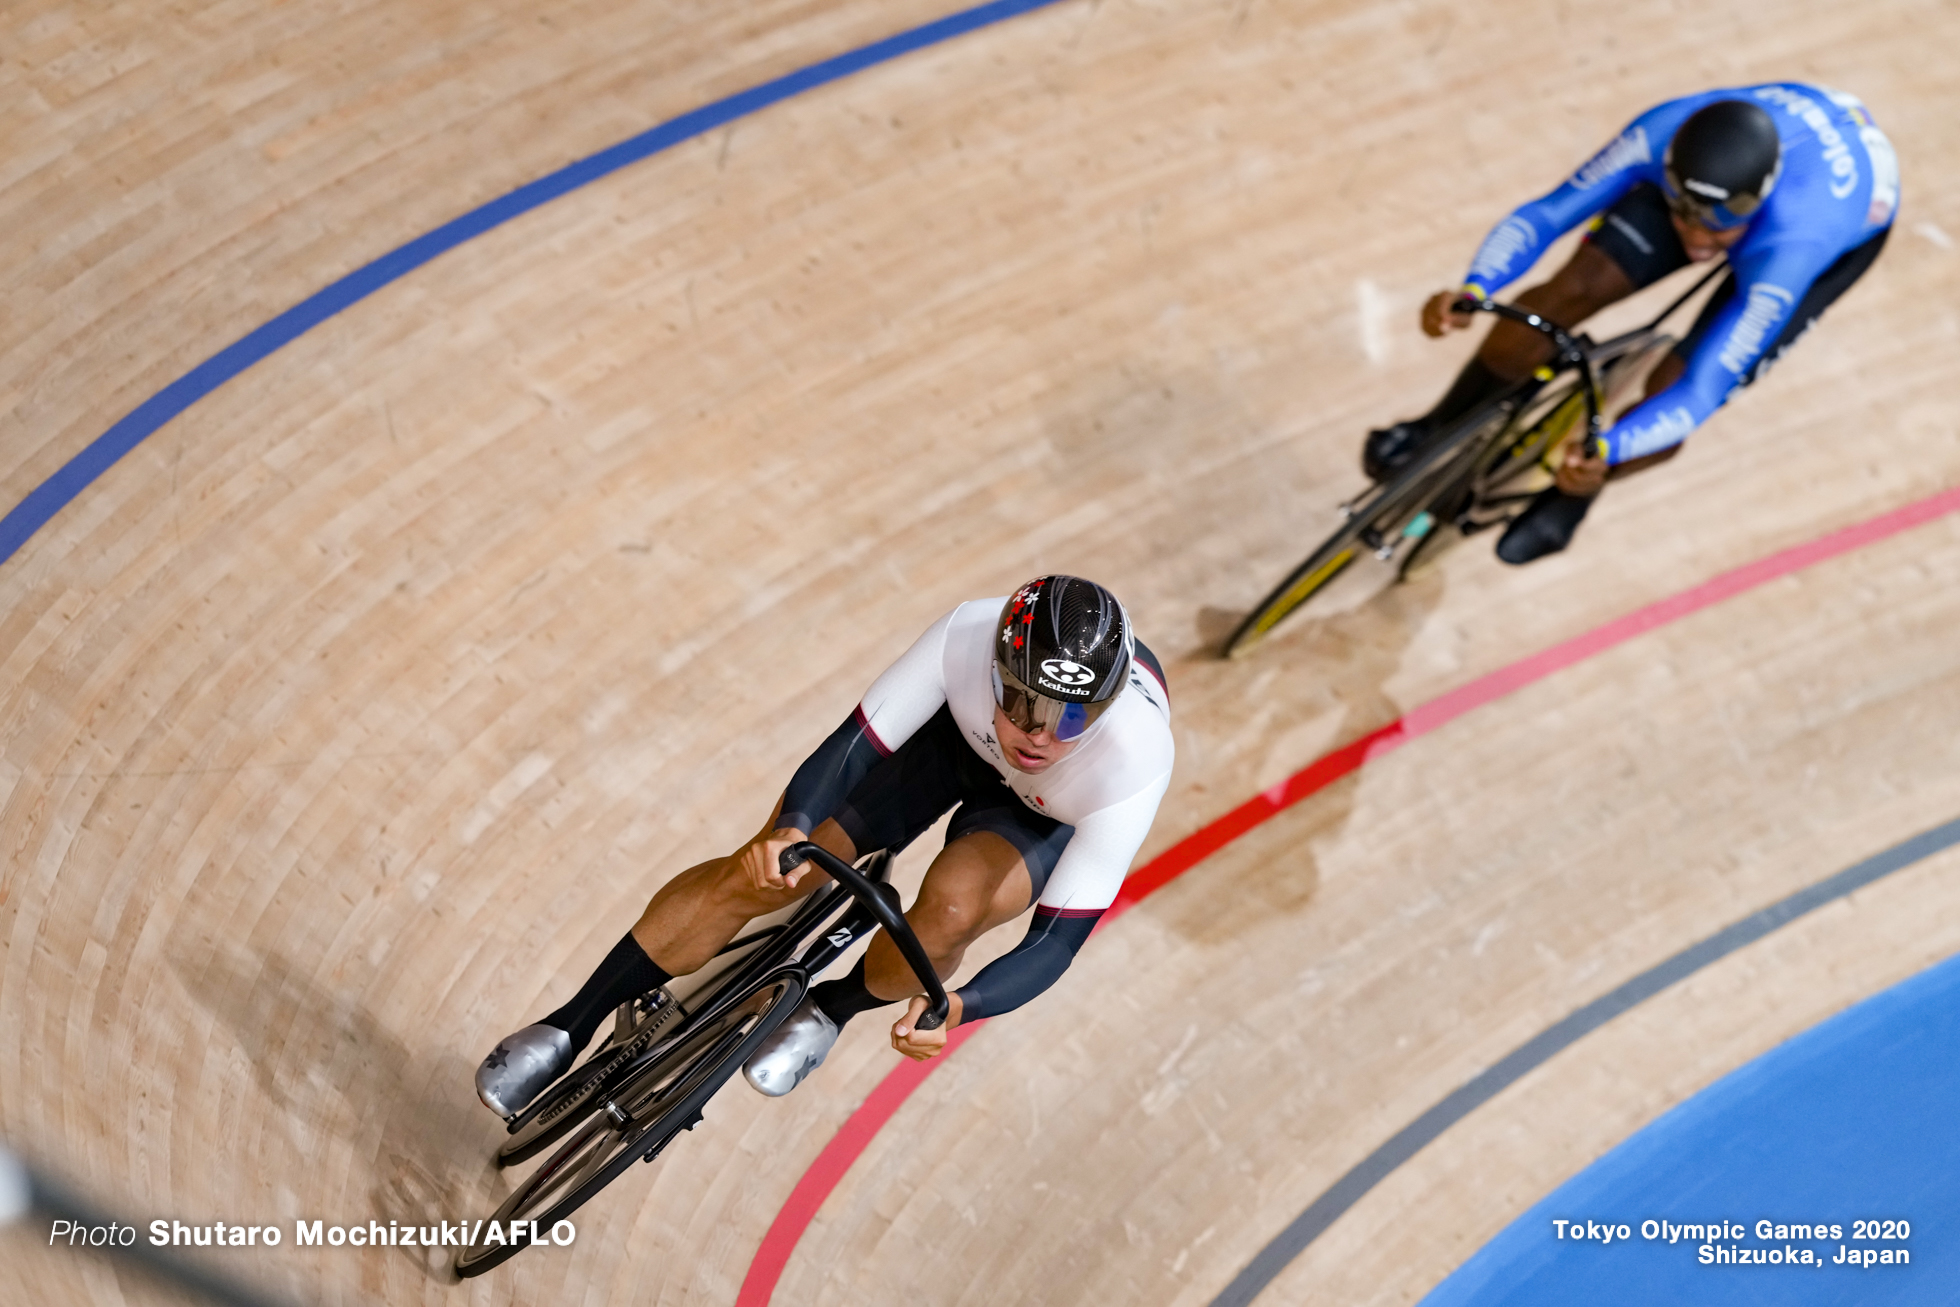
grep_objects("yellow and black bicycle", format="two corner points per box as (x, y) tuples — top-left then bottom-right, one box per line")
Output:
(1222, 266), (1723, 659)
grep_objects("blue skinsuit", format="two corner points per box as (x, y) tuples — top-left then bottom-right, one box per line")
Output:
(1460, 84), (1900, 464)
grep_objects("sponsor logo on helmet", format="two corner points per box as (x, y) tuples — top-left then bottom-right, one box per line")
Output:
(1039, 658), (1096, 687)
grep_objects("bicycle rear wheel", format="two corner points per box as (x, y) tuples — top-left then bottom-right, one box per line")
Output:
(454, 970), (807, 1279)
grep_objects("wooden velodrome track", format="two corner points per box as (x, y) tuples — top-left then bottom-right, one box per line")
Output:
(4, 0), (1958, 1303)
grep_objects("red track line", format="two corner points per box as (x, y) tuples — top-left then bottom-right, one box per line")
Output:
(734, 483), (1960, 1305)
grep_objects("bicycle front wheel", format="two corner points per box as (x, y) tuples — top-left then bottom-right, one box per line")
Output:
(1224, 398), (1529, 658)
(1221, 532), (1362, 659)
(454, 970), (807, 1279)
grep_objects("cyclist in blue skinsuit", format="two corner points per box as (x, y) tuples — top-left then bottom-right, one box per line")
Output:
(1364, 84), (1900, 563)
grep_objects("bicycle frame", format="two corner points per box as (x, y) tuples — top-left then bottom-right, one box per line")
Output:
(682, 841), (949, 1031)
(1221, 261), (1727, 658)
(1451, 261), (1725, 454)
(1454, 296), (1606, 447)
(460, 847), (959, 1276)
(498, 843), (941, 1142)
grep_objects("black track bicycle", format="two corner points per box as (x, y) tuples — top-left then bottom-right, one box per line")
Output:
(454, 843), (947, 1277)
(1222, 265), (1725, 658)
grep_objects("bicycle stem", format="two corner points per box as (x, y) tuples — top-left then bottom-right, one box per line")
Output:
(780, 843), (952, 1030)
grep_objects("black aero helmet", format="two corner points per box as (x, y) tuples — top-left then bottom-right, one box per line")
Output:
(993, 575), (1133, 741)
(1663, 100), (1782, 230)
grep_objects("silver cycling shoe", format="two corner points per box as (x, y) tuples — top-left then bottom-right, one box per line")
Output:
(743, 997), (839, 1098)
(475, 1023), (573, 1116)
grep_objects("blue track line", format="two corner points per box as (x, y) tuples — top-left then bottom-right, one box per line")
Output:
(1422, 952), (1960, 1303)
(1211, 814), (1960, 1306)
(0, 0), (1068, 569)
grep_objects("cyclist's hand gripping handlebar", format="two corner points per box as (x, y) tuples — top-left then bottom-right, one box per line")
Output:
(779, 843), (950, 1031)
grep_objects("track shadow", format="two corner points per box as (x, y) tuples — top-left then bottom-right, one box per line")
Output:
(173, 943), (493, 1283)
(1023, 347), (1446, 944)
(1157, 566), (1447, 946)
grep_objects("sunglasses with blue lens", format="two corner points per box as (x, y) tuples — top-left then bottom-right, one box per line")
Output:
(993, 665), (1107, 742)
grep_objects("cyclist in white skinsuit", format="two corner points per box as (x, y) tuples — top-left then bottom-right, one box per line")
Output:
(828, 586), (1174, 914)
(475, 576), (1173, 1113)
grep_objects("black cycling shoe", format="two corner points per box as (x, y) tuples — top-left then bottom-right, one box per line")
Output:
(1495, 487), (1594, 565)
(1362, 419), (1437, 482)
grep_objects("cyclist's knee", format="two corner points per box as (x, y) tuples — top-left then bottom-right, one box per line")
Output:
(909, 892), (986, 949)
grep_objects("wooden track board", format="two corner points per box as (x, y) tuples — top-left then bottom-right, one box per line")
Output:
(3, 0), (1957, 1303)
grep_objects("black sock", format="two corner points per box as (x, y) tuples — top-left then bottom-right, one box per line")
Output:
(1421, 357), (1512, 429)
(811, 959), (896, 1028)
(543, 932), (671, 1052)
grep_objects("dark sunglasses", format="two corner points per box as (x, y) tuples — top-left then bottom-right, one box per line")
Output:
(1661, 165), (1769, 231)
(992, 664), (1112, 742)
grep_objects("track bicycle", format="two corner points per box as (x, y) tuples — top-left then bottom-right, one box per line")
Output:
(1222, 264), (1726, 658)
(454, 842), (948, 1277)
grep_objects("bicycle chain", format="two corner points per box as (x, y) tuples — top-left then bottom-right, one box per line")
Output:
(534, 993), (687, 1130)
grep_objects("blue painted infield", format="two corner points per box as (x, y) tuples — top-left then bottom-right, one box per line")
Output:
(1420, 951), (1960, 1306)
(0, 0), (1068, 570)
